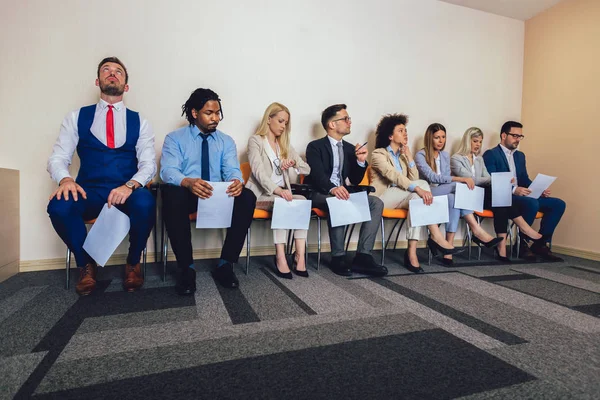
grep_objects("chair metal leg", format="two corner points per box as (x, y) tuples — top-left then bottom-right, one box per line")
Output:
(508, 223), (514, 259)
(142, 246), (147, 279)
(66, 248), (71, 289)
(246, 226), (251, 275)
(162, 220), (168, 282)
(393, 220), (404, 251)
(464, 221), (472, 260)
(317, 217), (321, 270)
(380, 217), (385, 265)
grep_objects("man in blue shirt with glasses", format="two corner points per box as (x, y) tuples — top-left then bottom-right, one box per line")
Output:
(161, 88), (256, 295)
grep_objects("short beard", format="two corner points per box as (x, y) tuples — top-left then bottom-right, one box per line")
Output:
(100, 82), (125, 96)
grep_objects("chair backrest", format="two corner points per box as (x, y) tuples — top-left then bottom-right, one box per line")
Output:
(359, 166), (371, 185)
(240, 162), (251, 184)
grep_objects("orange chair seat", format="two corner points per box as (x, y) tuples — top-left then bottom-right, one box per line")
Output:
(253, 209), (272, 219)
(311, 208), (328, 218)
(535, 212), (544, 219)
(84, 219), (97, 224)
(382, 208), (408, 219)
(475, 210), (494, 218)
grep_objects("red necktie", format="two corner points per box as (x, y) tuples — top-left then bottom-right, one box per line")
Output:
(106, 105), (115, 149)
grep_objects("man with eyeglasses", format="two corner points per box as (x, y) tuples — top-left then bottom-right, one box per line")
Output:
(160, 88), (256, 295)
(483, 121), (565, 261)
(305, 104), (388, 277)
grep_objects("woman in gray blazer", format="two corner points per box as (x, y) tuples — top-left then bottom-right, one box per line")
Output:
(246, 103), (311, 278)
(415, 123), (501, 265)
(451, 127), (542, 261)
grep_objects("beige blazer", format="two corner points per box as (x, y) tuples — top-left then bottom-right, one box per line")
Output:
(450, 154), (491, 186)
(370, 148), (420, 196)
(245, 135), (311, 199)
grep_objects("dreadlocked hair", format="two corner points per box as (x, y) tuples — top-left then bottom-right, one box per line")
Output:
(181, 88), (223, 125)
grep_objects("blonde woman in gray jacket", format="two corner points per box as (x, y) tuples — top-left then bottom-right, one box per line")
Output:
(246, 103), (311, 278)
(451, 127), (541, 261)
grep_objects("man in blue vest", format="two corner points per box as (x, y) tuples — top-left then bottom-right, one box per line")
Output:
(47, 57), (157, 296)
(483, 121), (565, 261)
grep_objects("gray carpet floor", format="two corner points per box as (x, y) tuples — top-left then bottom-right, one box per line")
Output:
(1, 248), (599, 399)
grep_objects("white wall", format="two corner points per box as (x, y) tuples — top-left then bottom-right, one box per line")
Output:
(0, 0), (524, 263)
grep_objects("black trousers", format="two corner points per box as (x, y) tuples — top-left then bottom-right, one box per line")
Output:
(162, 185), (256, 269)
(483, 186), (520, 234)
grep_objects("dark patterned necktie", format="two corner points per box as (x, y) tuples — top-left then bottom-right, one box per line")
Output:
(200, 133), (211, 181)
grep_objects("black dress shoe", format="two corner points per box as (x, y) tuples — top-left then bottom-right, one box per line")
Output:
(472, 236), (503, 249)
(212, 263), (240, 288)
(176, 267), (197, 296)
(441, 257), (454, 267)
(404, 251), (424, 274)
(494, 248), (512, 263)
(273, 256), (293, 279)
(519, 244), (537, 261)
(530, 243), (563, 262)
(330, 256), (352, 276)
(351, 253), (388, 277)
(291, 252), (309, 278)
(427, 238), (463, 256)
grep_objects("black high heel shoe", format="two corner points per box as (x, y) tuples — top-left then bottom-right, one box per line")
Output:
(427, 238), (462, 256)
(404, 251), (424, 274)
(472, 236), (503, 249)
(494, 248), (512, 263)
(273, 256), (293, 279)
(291, 252), (309, 278)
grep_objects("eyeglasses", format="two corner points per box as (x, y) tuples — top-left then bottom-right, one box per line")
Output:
(272, 158), (283, 175)
(506, 133), (525, 140)
(332, 116), (351, 123)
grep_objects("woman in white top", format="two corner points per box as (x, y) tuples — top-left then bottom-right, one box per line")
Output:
(450, 127), (542, 261)
(246, 103), (311, 278)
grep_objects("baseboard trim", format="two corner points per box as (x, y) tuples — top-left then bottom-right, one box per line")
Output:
(18, 239), (462, 273)
(552, 245), (600, 262)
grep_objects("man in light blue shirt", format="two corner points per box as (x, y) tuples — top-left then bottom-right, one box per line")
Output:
(160, 88), (256, 295)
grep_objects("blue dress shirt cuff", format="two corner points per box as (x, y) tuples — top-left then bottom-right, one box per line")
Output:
(408, 183), (417, 192)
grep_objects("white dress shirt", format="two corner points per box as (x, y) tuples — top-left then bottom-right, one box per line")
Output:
(47, 100), (156, 186)
(499, 144), (518, 188)
(327, 135), (365, 188)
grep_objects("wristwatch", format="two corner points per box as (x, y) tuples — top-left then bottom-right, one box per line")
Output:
(125, 180), (137, 191)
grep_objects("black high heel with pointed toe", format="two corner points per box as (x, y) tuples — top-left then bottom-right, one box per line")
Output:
(472, 236), (503, 249)
(427, 238), (462, 256)
(273, 256), (293, 279)
(494, 248), (512, 263)
(404, 251), (424, 274)
(291, 252), (309, 278)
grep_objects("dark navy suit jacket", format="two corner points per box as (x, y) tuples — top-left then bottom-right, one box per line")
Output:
(482, 145), (532, 187)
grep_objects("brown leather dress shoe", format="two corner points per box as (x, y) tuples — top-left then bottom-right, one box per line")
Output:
(124, 263), (144, 292)
(519, 244), (537, 261)
(76, 262), (97, 296)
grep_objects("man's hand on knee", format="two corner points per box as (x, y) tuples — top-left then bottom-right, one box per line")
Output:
(107, 185), (133, 208)
(50, 177), (87, 201)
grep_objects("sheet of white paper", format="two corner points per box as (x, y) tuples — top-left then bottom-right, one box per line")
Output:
(454, 183), (484, 212)
(82, 204), (130, 266)
(326, 191), (371, 228)
(271, 198), (312, 230)
(526, 174), (557, 199)
(491, 172), (513, 207)
(196, 182), (234, 228)
(409, 195), (450, 227)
